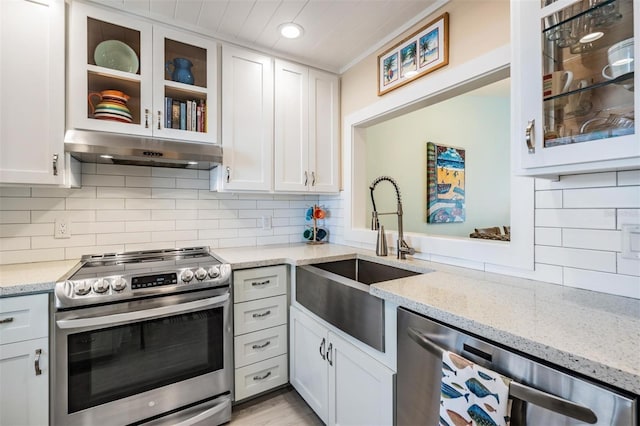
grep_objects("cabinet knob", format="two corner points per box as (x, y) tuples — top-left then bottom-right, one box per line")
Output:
(34, 349), (42, 376)
(327, 342), (333, 366)
(157, 110), (162, 130)
(311, 171), (316, 186)
(226, 166), (230, 183)
(145, 109), (150, 129)
(52, 154), (59, 176)
(525, 119), (535, 154)
(304, 171), (308, 186)
(319, 337), (326, 360)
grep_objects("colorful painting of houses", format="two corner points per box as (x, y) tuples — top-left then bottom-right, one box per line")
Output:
(427, 142), (465, 223)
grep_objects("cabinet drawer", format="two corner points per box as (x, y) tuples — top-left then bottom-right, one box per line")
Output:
(234, 295), (287, 335)
(233, 265), (287, 303)
(234, 354), (288, 401)
(0, 294), (48, 344)
(234, 324), (287, 368)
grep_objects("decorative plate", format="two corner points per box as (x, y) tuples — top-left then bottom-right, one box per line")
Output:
(94, 40), (139, 74)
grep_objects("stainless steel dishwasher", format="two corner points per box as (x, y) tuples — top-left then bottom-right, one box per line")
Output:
(397, 307), (638, 425)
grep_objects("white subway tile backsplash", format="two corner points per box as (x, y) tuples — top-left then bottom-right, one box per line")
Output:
(257, 235), (290, 246)
(152, 188), (199, 199)
(256, 200), (290, 209)
(218, 237), (256, 248)
(617, 209), (640, 227)
(176, 178), (210, 190)
(176, 220), (219, 230)
(563, 187), (640, 208)
(238, 209), (275, 219)
(32, 210), (95, 223)
(617, 253), (640, 277)
(0, 248), (64, 264)
(534, 245), (616, 272)
(65, 245), (124, 259)
(1, 198), (65, 211)
(32, 234), (96, 249)
(0, 237), (30, 251)
(198, 209), (237, 220)
(126, 176), (176, 188)
(563, 267), (640, 299)
(74, 222), (125, 235)
(97, 232), (151, 245)
(126, 199), (175, 210)
(535, 190), (562, 208)
(618, 170), (640, 186)
(198, 191), (237, 200)
(535, 209), (616, 229)
(0, 224), (53, 237)
(238, 228), (274, 238)
(81, 163), (97, 174)
(152, 168), (199, 179)
(177, 200), (220, 210)
(0, 187), (30, 197)
(97, 187), (151, 199)
(81, 174), (125, 187)
(97, 163), (151, 176)
(152, 230), (198, 242)
(199, 228), (238, 240)
(66, 198), (125, 210)
(218, 200), (257, 210)
(96, 209), (151, 222)
(31, 187), (94, 199)
(562, 229), (621, 252)
(153, 210), (198, 220)
(0, 211), (30, 224)
(535, 227), (562, 246)
(126, 221), (175, 232)
(218, 219), (257, 229)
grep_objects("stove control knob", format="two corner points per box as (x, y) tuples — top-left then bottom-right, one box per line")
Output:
(74, 280), (91, 296)
(208, 266), (220, 278)
(112, 277), (127, 292)
(181, 269), (194, 283)
(93, 278), (110, 294)
(195, 267), (208, 281)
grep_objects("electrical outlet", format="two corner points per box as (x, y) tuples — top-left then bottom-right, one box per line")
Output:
(54, 217), (71, 239)
(261, 216), (272, 230)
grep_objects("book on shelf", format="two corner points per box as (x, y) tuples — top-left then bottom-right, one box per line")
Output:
(172, 100), (180, 129)
(165, 97), (172, 129)
(186, 100), (192, 131)
(191, 100), (197, 132)
(180, 102), (186, 130)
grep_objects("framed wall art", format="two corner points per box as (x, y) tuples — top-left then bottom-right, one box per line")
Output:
(378, 12), (449, 96)
(426, 142), (465, 223)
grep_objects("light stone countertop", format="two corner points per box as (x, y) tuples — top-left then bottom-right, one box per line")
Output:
(1, 243), (638, 395)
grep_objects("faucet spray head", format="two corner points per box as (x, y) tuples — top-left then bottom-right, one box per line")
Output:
(371, 212), (379, 230)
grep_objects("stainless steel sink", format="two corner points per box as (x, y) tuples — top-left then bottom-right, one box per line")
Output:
(295, 258), (423, 352)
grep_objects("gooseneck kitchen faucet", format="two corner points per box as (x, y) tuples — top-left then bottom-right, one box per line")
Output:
(370, 176), (415, 259)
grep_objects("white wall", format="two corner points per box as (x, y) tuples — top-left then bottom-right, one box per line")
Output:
(364, 91), (510, 238)
(0, 163), (319, 265)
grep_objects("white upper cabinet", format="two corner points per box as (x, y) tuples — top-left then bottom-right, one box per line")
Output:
(67, 2), (217, 143)
(512, 0), (638, 178)
(219, 45), (273, 191)
(275, 60), (339, 193)
(0, 0), (65, 185)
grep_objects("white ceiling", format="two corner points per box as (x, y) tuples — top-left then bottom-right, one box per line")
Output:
(90, 0), (446, 73)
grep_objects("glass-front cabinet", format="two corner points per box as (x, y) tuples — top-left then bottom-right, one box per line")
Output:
(512, 0), (638, 177)
(67, 2), (217, 143)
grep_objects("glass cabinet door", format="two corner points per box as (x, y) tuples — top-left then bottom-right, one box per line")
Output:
(541, 0), (634, 148)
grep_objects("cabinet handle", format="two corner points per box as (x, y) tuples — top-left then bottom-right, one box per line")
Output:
(253, 371), (272, 381)
(0, 317), (14, 324)
(145, 109), (150, 129)
(251, 280), (270, 287)
(252, 310), (271, 318)
(304, 171), (308, 186)
(226, 166), (230, 183)
(319, 337), (326, 360)
(252, 340), (271, 350)
(525, 119), (535, 154)
(311, 171), (316, 186)
(157, 110), (162, 130)
(52, 154), (59, 176)
(34, 349), (42, 376)
(327, 342), (333, 366)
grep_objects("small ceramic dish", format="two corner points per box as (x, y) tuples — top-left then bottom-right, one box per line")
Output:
(94, 40), (139, 74)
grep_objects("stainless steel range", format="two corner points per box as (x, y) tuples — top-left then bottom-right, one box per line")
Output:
(52, 247), (233, 426)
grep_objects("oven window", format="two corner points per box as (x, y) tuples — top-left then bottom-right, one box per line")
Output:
(67, 307), (223, 413)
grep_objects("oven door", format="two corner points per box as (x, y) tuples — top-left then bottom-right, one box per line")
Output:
(53, 287), (232, 426)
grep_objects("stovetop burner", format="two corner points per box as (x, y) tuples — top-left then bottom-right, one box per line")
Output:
(55, 247), (231, 309)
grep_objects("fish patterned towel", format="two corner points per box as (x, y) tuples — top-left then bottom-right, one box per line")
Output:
(440, 351), (511, 426)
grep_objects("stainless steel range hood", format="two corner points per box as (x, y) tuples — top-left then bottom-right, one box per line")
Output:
(64, 129), (223, 170)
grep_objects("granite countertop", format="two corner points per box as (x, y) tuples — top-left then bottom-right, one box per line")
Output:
(1, 243), (638, 395)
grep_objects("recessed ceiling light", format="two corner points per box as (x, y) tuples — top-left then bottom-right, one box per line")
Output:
(187, 161), (198, 165)
(279, 22), (304, 39)
(579, 31), (604, 43)
(100, 155), (113, 159)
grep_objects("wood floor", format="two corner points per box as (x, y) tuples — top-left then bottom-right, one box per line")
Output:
(230, 386), (324, 426)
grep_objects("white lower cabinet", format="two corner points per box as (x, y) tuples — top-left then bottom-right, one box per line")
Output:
(290, 305), (395, 426)
(0, 294), (49, 426)
(233, 265), (289, 402)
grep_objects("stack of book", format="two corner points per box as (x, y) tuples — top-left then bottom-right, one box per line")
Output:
(165, 97), (206, 132)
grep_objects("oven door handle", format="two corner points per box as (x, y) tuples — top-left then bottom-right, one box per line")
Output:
(56, 293), (229, 330)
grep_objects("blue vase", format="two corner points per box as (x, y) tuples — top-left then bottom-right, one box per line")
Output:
(166, 58), (194, 85)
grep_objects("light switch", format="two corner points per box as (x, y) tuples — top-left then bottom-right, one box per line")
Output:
(621, 224), (640, 260)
